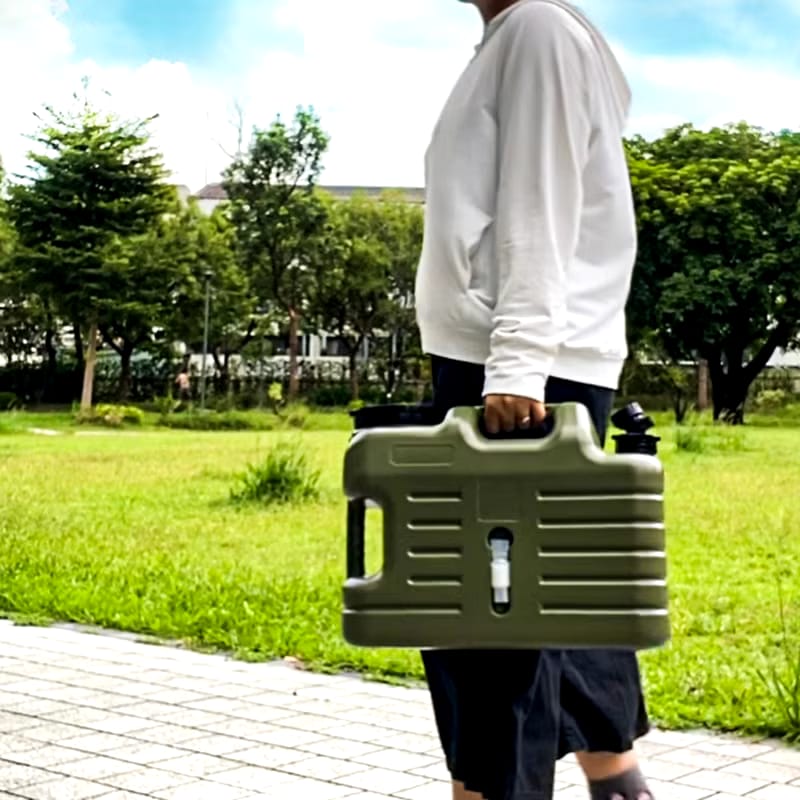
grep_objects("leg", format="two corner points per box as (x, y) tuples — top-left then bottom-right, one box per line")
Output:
(576, 750), (639, 780)
(545, 377), (654, 799)
(453, 781), (485, 800)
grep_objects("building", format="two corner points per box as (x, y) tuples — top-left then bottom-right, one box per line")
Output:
(193, 182), (424, 216)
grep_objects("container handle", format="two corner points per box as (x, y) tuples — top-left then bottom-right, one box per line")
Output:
(346, 498), (366, 579)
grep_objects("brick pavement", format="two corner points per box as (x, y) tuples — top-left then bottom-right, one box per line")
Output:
(0, 620), (798, 799)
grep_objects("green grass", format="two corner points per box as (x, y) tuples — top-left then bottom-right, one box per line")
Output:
(1, 412), (799, 742)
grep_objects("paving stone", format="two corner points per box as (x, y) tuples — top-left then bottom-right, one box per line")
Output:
(282, 754), (365, 781)
(334, 767), (429, 794)
(177, 734), (255, 757)
(351, 748), (440, 772)
(721, 758), (800, 783)
(677, 767), (770, 795)
(747, 785), (800, 800)
(60, 732), (138, 754)
(256, 777), (356, 800)
(99, 767), (192, 794)
(393, 782), (451, 800)
(151, 781), (252, 800)
(0, 762), (59, 790)
(18, 776), (111, 799)
(655, 747), (743, 769)
(642, 778), (716, 800)
(59, 756), (142, 781)
(103, 743), (188, 766)
(208, 764), (295, 792)
(299, 737), (384, 760)
(758, 748), (800, 769)
(224, 744), (308, 769)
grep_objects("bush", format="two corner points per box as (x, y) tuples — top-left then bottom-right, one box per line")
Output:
(230, 441), (320, 506)
(77, 404), (145, 428)
(675, 427), (705, 453)
(755, 389), (792, 413)
(0, 392), (18, 411)
(308, 385), (352, 408)
(675, 423), (748, 454)
(158, 410), (275, 431)
(283, 403), (310, 429)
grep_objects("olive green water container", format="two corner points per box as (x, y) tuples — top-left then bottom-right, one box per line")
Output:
(342, 402), (669, 650)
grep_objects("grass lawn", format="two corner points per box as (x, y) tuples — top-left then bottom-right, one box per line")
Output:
(1, 410), (799, 743)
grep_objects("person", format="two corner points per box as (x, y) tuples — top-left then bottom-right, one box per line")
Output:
(175, 368), (192, 405)
(413, 1), (654, 799)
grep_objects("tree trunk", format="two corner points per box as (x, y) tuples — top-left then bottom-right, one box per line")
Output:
(709, 358), (749, 425)
(118, 342), (134, 402)
(288, 308), (300, 400)
(696, 359), (710, 411)
(80, 320), (99, 413)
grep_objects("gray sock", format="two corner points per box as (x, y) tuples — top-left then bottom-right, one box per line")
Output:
(589, 767), (653, 800)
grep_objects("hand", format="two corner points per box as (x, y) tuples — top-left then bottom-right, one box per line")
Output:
(484, 394), (547, 435)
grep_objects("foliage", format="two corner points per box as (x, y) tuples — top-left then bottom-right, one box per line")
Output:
(754, 389), (792, 413)
(0, 391), (19, 411)
(222, 107), (330, 400)
(76, 403), (145, 427)
(229, 440), (320, 506)
(157, 410), (276, 431)
(627, 123), (800, 423)
(7, 93), (173, 409)
(161, 203), (255, 393)
(312, 190), (423, 399)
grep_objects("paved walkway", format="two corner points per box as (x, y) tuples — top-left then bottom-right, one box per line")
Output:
(0, 621), (798, 800)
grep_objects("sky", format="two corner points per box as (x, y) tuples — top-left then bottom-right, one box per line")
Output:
(1, 0), (800, 193)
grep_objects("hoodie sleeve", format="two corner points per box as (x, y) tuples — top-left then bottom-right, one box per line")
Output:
(482, 4), (593, 402)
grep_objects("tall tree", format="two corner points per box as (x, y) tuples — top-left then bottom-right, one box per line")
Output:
(628, 123), (800, 422)
(8, 96), (172, 410)
(98, 192), (207, 400)
(313, 190), (423, 399)
(164, 202), (254, 396)
(222, 107), (329, 399)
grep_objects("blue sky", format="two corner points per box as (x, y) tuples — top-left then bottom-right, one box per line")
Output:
(2, 0), (800, 191)
(61, 0), (800, 69)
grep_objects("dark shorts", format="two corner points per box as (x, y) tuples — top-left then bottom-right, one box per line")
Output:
(422, 355), (651, 800)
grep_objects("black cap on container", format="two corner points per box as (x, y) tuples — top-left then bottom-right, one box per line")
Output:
(611, 402), (660, 455)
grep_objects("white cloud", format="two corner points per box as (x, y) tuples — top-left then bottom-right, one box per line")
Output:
(1, 0), (800, 193)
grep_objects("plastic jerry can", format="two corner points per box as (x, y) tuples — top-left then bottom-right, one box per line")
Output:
(342, 401), (669, 651)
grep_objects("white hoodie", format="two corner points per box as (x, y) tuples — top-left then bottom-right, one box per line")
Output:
(414, 0), (637, 401)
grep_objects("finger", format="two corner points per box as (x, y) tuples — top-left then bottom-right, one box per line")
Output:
(517, 402), (532, 429)
(484, 404), (500, 434)
(535, 405), (548, 426)
(500, 398), (516, 432)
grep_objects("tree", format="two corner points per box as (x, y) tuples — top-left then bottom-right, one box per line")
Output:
(313, 190), (423, 400)
(628, 123), (800, 423)
(222, 107), (330, 399)
(98, 194), (212, 401)
(8, 96), (173, 411)
(163, 203), (255, 397)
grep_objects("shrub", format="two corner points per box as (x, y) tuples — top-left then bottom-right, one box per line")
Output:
(675, 427), (705, 453)
(230, 441), (320, 506)
(308, 385), (352, 408)
(77, 404), (145, 428)
(0, 392), (18, 411)
(283, 403), (310, 429)
(158, 410), (275, 431)
(675, 423), (748, 454)
(755, 389), (792, 413)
